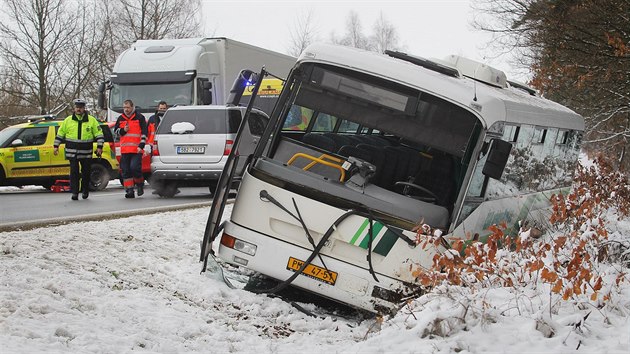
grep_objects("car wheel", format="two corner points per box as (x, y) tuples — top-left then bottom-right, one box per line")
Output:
(152, 179), (178, 198)
(89, 164), (110, 191)
(208, 181), (218, 196)
(157, 181), (178, 198)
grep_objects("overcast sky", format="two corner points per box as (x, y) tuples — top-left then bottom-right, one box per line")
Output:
(200, 0), (524, 79)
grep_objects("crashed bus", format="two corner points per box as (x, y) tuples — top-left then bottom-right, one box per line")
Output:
(201, 43), (584, 314)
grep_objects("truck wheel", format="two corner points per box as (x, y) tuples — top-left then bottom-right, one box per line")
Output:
(89, 164), (110, 191)
(41, 180), (54, 190)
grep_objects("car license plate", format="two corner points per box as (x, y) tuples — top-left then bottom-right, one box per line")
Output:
(176, 145), (205, 154)
(286, 257), (337, 285)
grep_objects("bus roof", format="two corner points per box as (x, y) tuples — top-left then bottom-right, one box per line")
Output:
(298, 44), (584, 131)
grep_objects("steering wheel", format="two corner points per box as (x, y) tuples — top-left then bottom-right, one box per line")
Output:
(394, 181), (438, 203)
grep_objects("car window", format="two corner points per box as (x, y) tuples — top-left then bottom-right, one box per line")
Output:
(17, 127), (48, 146)
(158, 109), (228, 134)
(0, 127), (20, 147)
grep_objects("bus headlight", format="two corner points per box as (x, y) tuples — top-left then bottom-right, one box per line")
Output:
(234, 239), (257, 256)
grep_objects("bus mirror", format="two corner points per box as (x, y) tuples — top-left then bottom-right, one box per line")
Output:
(482, 138), (512, 180)
(227, 70), (258, 106)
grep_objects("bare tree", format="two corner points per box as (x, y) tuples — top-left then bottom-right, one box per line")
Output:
(0, 0), (75, 114)
(0, 69), (29, 126)
(287, 9), (319, 57)
(473, 0), (630, 171)
(109, 0), (202, 44)
(330, 11), (403, 53)
(370, 12), (400, 53)
(331, 11), (371, 50)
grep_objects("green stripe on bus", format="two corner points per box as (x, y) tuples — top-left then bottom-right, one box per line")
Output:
(359, 222), (384, 249)
(373, 228), (398, 256)
(350, 219), (370, 245)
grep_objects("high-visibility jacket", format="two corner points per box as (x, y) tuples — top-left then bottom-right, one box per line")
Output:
(54, 113), (104, 159)
(114, 111), (147, 154)
(146, 113), (162, 145)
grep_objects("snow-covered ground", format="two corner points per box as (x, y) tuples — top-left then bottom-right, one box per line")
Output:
(1, 203), (629, 353)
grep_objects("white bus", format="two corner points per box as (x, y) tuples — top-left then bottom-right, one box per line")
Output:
(201, 44), (584, 314)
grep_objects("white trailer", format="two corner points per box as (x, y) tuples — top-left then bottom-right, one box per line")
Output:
(98, 37), (295, 121)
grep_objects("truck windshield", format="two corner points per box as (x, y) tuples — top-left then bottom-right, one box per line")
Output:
(110, 82), (193, 112)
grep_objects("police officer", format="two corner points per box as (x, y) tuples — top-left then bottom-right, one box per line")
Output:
(53, 99), (104, 200)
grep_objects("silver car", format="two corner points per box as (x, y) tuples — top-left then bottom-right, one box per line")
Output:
(150, 105), (268, 197)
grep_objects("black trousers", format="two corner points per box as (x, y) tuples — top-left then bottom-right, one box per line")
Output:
(120, 153), (143, 190)
(69, 158), (92, 195)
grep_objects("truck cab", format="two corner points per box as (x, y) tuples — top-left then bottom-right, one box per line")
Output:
(99, 37), (295, 122)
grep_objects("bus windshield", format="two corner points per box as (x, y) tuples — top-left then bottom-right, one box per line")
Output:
(284, 64), (480, 158)
(109, 82), (193, 113)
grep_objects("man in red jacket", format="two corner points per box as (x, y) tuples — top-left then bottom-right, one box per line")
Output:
(147, 100), (167, 146)
(114, 99), (148, 198)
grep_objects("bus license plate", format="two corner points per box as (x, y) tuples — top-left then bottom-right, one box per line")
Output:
(176, 145), (205, 154)
(286, 257), (337, 285)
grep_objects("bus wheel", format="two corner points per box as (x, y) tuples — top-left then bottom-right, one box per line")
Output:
(89, 164), (110, 191)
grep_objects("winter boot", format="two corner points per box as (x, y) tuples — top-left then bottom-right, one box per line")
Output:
(136, 183), (144, 196)
(125, 189), (135, 199)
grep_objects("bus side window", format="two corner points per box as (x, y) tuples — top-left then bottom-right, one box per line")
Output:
(282, 105), (314, 131)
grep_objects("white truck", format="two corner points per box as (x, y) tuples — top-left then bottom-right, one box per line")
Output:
(98, 37), (296, 121)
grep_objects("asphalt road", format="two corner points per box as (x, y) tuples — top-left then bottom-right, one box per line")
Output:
(0, 183), (217, 232)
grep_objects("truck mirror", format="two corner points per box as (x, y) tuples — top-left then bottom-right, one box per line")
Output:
(482, 138), (512, 180)
(226, 69), (258, 106)
(97, 81), (106, 110)
(201, 82), (213, 105)
(202, 91), (212, 105)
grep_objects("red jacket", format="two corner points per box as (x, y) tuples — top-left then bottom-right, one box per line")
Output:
(114, 111), (148, 154)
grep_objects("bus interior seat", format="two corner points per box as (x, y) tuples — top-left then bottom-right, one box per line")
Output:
(346, 135), (365, 146)
(324, 133), (354, 151)
(379, 146), (402, 190)
(356, 144), (386, 186)
(302, 133), (336, 152)
(363, 135), (392, 146)
(407, 151), (457, 210)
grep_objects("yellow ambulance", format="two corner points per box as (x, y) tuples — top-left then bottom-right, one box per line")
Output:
(0, 117), (119, 190)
